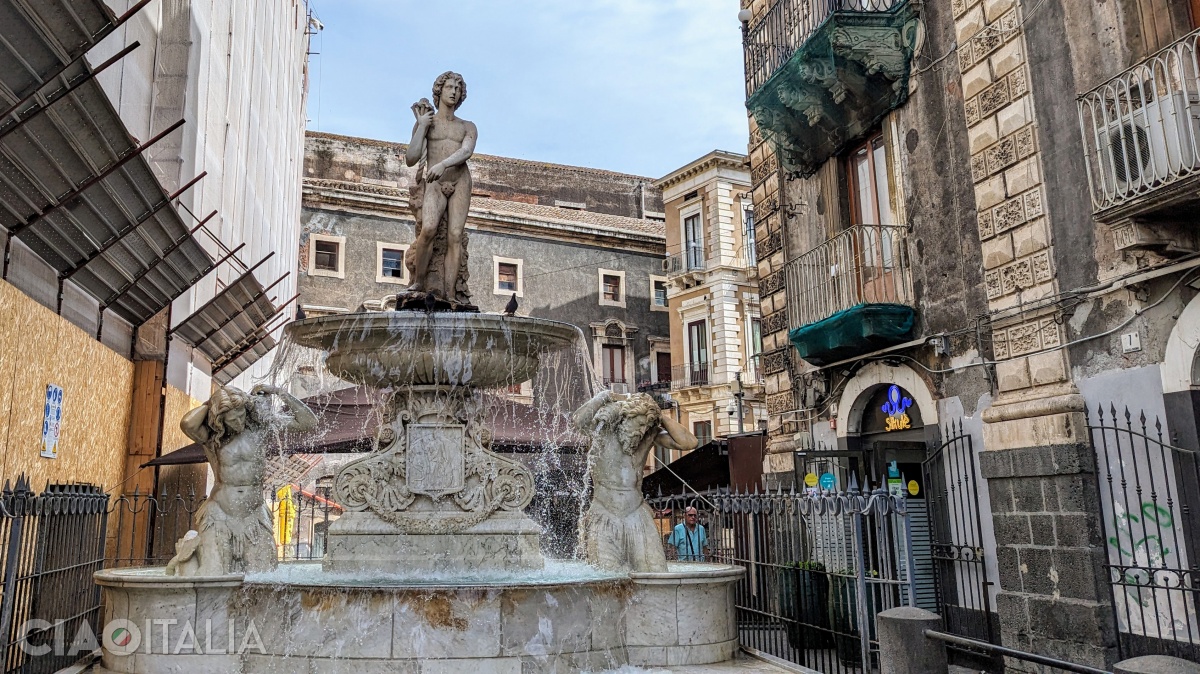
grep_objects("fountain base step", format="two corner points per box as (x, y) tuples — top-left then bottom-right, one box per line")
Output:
(93, 563), (744, 673)
(323, 510), (545, 574)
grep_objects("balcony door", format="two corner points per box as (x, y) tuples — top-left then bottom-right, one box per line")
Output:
(688, 319), (709, 386)
(684, 213), (704, 270)
(602, 345), (625, 386)
(848, 133), (899, 305)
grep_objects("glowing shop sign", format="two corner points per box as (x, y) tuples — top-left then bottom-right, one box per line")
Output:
(881, 384), (913, 432)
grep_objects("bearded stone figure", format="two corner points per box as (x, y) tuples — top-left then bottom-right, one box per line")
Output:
(165, 385), (316, 576)
(572, 390), (698, 573)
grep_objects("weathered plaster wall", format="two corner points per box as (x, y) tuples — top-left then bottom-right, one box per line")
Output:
(305, 132), (664, 219)
(0, 281), (133, 490)
(299, 208), (670, 383)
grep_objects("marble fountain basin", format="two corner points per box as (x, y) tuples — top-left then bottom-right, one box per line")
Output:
(286, 312), (581, 389)
(93, 562), (744, 673)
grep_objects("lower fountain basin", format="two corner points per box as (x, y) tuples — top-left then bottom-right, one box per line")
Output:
(286, 312), (581, 388)
(93, 562), (743, 673)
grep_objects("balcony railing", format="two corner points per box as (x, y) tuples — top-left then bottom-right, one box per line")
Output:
(670, 363), (710, 390)
(663, 244), (705, 276)
(743, 0), (901, 98)
(1079, 28), (1200, 213)
(784, 224), (912, 329)
(663, 246), (756, 278)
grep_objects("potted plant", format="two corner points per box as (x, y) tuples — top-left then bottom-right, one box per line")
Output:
(828, 569), (877, 667)
(779, 560), (832, 654)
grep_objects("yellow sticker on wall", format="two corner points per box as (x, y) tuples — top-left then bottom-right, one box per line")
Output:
(804, 473), (818, 487)
(907, 480), (919, 496)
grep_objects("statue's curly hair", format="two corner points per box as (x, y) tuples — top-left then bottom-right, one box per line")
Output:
(595, 393), (661, 455)
(432, 71), (466, 110)
(205, 386), (253, 444)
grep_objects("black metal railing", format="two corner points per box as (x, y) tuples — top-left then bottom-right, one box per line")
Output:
(648, 481), (915, 672)
(1088, 404), (1200, 662)
(0, 478), (108, 674)
(105, 484), (342, 567)
(744, 0), (901, 98)
(922, 420), (999, 663)
(671, 363), (710, 389)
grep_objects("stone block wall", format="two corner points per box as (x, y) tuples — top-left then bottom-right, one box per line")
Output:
(980, 443), (1116, 669)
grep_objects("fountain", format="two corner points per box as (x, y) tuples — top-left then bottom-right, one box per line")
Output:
(93, 72), (742, 673)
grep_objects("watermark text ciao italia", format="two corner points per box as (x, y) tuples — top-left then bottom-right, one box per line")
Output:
(17, 618), (265, 657)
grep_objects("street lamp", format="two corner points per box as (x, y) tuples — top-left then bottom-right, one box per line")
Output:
(727, 371), (746, 434)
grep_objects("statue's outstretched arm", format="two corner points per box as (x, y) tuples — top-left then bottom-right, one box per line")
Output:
(655, 413), (699, 453)
(439, 122), (477, 170)
(180, 405), (211, 445)
(251, 385), (317, 432)
(572, 389), (613, 431)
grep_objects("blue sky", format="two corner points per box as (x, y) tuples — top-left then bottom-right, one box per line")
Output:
(305, 0), (748, 178)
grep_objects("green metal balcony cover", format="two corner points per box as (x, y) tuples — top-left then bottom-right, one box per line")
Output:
(747, 1), (919, 178)
(788, 303), (915, 366)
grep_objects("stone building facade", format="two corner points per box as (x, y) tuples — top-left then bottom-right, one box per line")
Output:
(741, 0), (1200, 667)
(299, 132), (670, 388)
(653, 151), (765, 453)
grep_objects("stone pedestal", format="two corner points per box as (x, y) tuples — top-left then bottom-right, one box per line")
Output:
(94, 563), (745, 673)
(324, 510), (544, 574)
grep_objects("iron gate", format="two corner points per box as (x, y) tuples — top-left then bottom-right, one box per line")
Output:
(0, 478), (108, 674)
(922, 420), (998, 652)
(1088, 404), (1200, 661)
(648, 480), (916, 673)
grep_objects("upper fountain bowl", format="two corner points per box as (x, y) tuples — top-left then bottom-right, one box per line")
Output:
(286, 312), (581, 389)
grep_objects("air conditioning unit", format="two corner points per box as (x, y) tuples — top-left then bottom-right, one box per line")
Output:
(609, 382), (629, 394)
(1103, 90), (1200, 189)
(661, 257), (674, 273)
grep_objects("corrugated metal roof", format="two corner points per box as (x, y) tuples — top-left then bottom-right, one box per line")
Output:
(0, 0), (214, 325)
(171, 257), (286, 383)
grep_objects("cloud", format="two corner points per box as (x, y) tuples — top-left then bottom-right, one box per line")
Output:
(306, 1), (747, 176)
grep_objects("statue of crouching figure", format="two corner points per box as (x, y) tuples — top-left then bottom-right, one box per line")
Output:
(166, 384), (316, 576)
(572, 390), (698, 573)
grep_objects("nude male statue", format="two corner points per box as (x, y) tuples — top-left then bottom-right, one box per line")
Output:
(572, 390), (698, 573)
(166, 384), (316, 576)
(404, 71), (477, 300)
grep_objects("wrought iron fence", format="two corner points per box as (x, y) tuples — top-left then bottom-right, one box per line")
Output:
(1087, 404), (1200, 662)
(0, 478), (108, 674)
(784, 224), (913, 331)
(743, 0), (902, 98)
(105, 484), (341, 567)
(922, 421), (1001, 668)
(1078, 28), (1200, 212)
(648, 480), (915, 673)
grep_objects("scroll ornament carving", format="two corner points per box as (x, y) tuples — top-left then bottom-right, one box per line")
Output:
(335, 393), (534, 534)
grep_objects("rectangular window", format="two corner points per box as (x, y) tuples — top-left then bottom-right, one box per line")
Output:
(688, 319), (709, 386)
(693, 420), (713, 447)
(848, 133), (894, 227)
(684, 213), (703, 270)
(653, 280), (668, 307)
(602, 345), (625, 384)
(602, 274), (621, 302)
(744, 208), (757, 267)
(498, 263), (518, 291)
(315, 240), (340, 271)
(381, 248), (405, 278)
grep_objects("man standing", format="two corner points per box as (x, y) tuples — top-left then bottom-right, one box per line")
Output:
(404, 71), (477, 302)
(669, 506), (709, 562)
